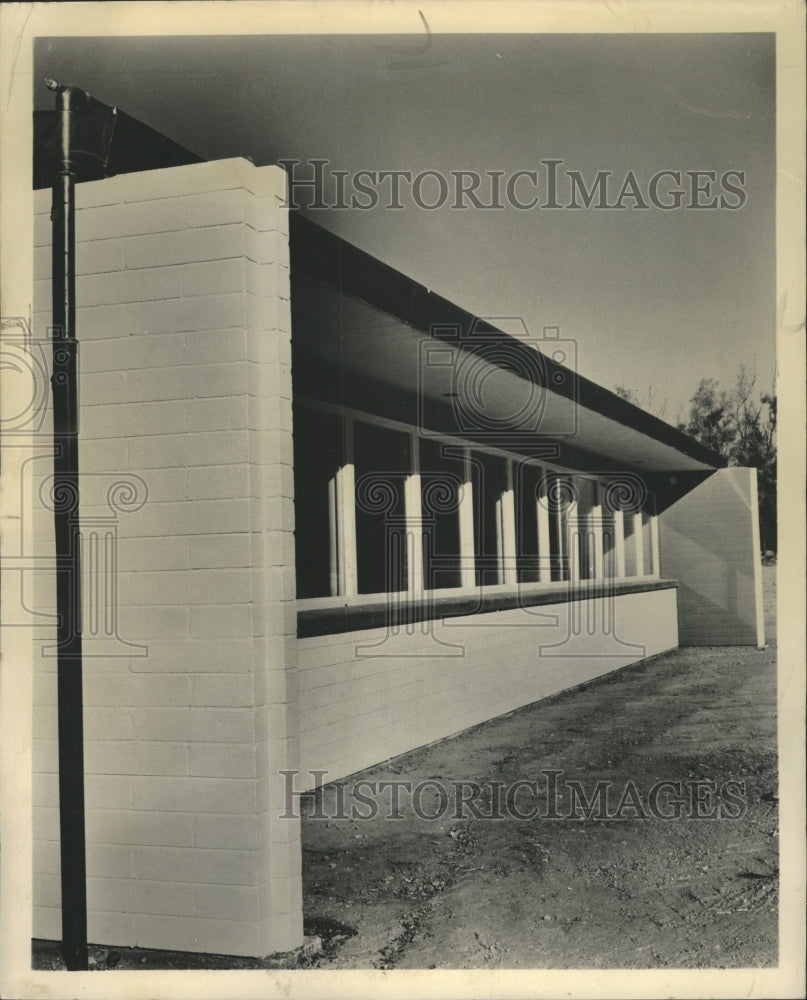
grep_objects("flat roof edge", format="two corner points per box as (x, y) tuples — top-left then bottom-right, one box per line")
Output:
(289, 213), (726, 471)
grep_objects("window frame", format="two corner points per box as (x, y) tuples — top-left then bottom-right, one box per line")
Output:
(294, 396), (662, 611)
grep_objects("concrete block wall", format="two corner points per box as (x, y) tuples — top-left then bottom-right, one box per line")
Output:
(32, 159), (302, 956)
(659, 467), (764, 646)
(296, 587), (678, 788)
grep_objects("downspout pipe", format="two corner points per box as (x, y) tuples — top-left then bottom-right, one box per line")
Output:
(45, 77), (88, 973)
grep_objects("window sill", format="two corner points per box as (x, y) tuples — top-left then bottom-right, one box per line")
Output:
(297, 577), (678, 639)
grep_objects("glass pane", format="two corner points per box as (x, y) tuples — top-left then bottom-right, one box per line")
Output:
(472, 451), (506, 587)
(354, 421), (410, 595)
(575, 478), (596, 581)
(601, 484), (617, 579)
(546, 473), (571, 582)
(420, 439), (463, 590)
(515, 462), (541, 583)
(623, 513), (638, 577)
(642, 511), (654, 575)
(293, 405), (343, 598)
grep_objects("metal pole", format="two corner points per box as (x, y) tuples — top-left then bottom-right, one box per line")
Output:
(46, 77), (88, 972)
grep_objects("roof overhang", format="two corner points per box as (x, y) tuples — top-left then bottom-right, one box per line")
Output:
(289, 214), (725, 477)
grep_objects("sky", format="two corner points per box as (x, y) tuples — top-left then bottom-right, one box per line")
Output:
(33, 32), (776, 422)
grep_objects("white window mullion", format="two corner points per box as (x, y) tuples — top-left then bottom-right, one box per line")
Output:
(591, 482), (604, 582)
(327, 475), (339, 596)
(406, 432), (424, 600)
(458, 448), (476, 589)
(568, 477), (580, 586)
(650, 514), (660, 577)
(555, 477), (567, 582)
(500, 458), (517, 586)
(336, 415), (358, 597)
(536, 467), (552, 583)
(613, 508), (626, 579)
(633, 511), (644, 578)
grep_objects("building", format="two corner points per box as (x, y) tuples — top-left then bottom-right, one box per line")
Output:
(31, 156), (764, 958)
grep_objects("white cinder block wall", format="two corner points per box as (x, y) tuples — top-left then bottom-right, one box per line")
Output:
(297, 588), (679, 788)
(32, 159), (302, 957)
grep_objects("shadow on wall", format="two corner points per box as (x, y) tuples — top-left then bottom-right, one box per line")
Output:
(675, 582), (757, 646)
(659, 467), (762, 648)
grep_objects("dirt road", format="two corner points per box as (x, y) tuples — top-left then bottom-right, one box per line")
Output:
(300, 567), (778, 969)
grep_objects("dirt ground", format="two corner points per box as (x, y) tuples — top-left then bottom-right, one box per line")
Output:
(298, 565), (778, 970)
(32, 566), (778, 971)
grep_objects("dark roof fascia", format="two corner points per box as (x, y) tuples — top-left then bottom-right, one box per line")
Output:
(34, 107), (204, 189)
(289, 212), (727, 471)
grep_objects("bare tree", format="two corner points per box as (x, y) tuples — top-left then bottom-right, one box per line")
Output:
(613, 384), (669, 421)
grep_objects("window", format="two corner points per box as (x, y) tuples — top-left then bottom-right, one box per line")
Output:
(471, 450), (509, 587)
(546, 473), (571, 582)
(293, 401), (662, 604)
(622, 511), (639, 577)
(641, 509), (655, 576)
(601, 484), (618, 580)
(293, 404), (344, 599)
(420, 439), (464, 590)
(354, 420), (410, 595)
(573, 477), (597, 582)
(515, 461), (543, 584)
(615, 504), (660, 580)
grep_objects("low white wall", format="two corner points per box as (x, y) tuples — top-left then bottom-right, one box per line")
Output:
(296, 587), (678, 788)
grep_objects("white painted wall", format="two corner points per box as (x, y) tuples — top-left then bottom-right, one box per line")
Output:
(296, 588), (679, 788)
(32, 159), (301, 957)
